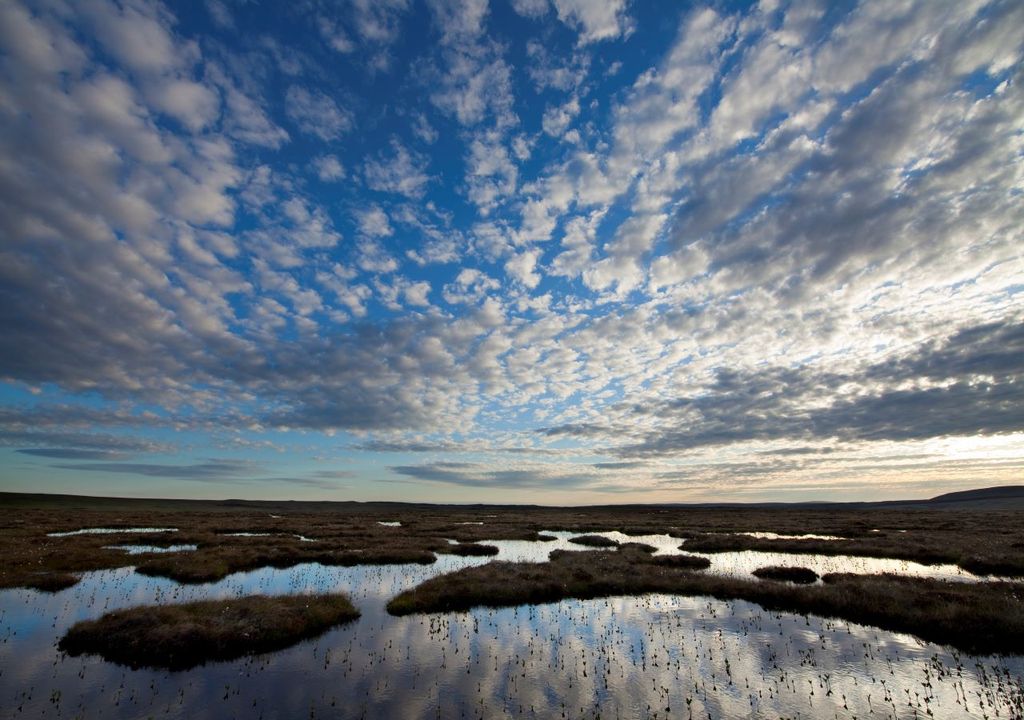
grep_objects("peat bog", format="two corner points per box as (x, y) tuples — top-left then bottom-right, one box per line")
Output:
(5, 492), (1024, 591)
(2, 492), (1024, 717)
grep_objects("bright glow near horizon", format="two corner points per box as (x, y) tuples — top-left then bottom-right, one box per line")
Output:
(0, 0), (1022, 503)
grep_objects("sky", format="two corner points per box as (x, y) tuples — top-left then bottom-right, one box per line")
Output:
(0, 0), (1022, 505)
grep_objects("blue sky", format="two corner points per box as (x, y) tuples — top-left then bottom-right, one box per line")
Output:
(0, 0), (1022, 504)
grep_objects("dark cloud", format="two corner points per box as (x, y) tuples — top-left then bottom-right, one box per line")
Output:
(0, 425), (173, 453)
(545, 320), (1024, 456)
(538, 423), (617, 439)
(251, 475), (348, 489)
(390, 462), (596, 489)
(51, 460), (254, 481)
(16, 448), (127, 460)
(354, 440), (459, 453)
(592, 461), (647, 470)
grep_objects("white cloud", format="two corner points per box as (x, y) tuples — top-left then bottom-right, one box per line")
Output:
(426, 0), (490, 44)
(357, 239), (399, 274)
(551, 0), (633, 44)
(443, 268), (501, 304)
(354, 205), (393, 238)
(505, 249), (543, 289)
(364, 140), (431, 197)
(86, 0), (182, 74)
(150, 79), (220, 131)
(206, 0), (233, 29)
(525, 40), (591, 92)
(541, 96), (580, 137)
(345, 0), (410, 45)
(412, 113), (438, 143)
(431, 52), (517, 128)
(510, 0), (548, 18)
(404, 280), (432, 306)
(465, 133), (518, 213)
(318, 16), (355, 53)
(285, 86), (353, 141)
(218, 80), (290, 148)
(312, 154), (345, 181)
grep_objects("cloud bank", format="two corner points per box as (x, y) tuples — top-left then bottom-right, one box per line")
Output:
(0, 0), (1021, 501)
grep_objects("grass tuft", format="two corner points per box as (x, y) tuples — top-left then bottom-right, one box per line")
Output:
(650, 554), (712, 570)
(753, 566), (819, 584)
(568, 535), (619, 547)
(446, 543), (500, 556)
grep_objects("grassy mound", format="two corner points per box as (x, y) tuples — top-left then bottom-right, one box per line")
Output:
(59, 594), (360, 670)
(568, 534), (619, 547)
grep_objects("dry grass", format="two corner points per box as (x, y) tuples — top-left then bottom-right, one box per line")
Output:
(387, 546), (1024, 655)
(58, 594), (359, 670)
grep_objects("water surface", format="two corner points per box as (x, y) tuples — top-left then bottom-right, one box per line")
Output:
(2, 536), (1021, 719)
(483, 531), (999, 583)
(103, 544), (198, 555)
(45, 527), (178, 537)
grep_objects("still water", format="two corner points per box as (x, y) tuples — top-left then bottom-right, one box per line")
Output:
(1, 533), (1021, 719)
(488, 531), (1000, 583)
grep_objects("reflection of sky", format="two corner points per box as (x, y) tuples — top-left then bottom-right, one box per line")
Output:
(104, 544), (197, 555)
(484, 531), (1001, 582)
(46, 527), (178, 537)
(1, 554), (1022, 718)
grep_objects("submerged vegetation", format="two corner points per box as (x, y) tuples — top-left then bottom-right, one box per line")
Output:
(58, 594), (360, 670)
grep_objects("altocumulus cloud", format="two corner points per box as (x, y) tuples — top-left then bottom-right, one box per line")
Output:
(0, 0), (1021, 501)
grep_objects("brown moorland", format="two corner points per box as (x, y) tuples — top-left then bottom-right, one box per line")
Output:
(3, 492), (1023, 591)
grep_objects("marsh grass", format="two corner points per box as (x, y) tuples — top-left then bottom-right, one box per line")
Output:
(386, 547), (1024, 655)
(568, 534), (620, 547)
(752, 566), (819, 584)
(134, 543), (438, 584)
(650, 554), (712, 570)
(58, 594), (360, 670)
(2, 496), (1022, 591)
(445, 543), (500, 556)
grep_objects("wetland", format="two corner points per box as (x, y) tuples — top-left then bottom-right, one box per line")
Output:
(1, 492), (1023, 718)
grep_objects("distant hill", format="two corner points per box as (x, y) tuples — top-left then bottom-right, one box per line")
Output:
(925, 485), (1024, 509)
(2, 486), (1024, 511)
